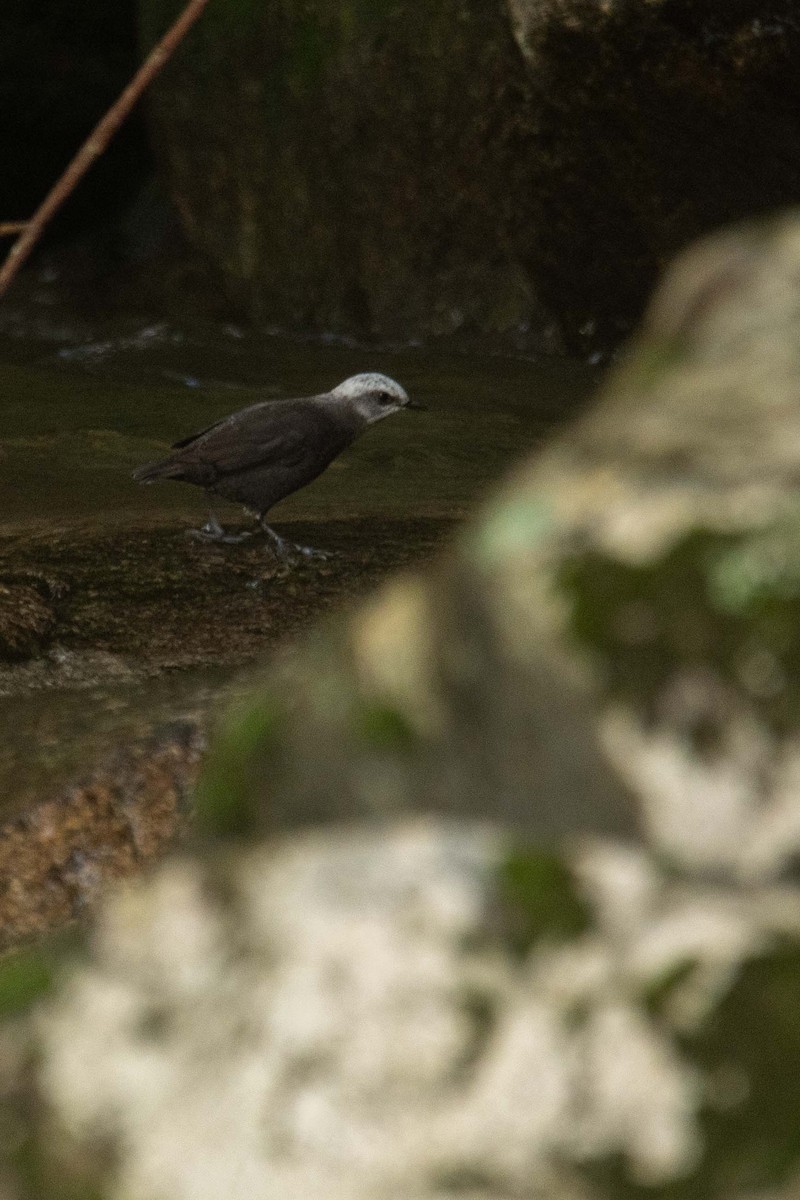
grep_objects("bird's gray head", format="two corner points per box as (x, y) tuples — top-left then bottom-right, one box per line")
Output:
(329, 372), (419, 424)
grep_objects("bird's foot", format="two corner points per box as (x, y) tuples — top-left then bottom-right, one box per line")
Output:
(291, 541), (333, 561)
(187, 516), (254, 545)
(260, 524), (333, 564)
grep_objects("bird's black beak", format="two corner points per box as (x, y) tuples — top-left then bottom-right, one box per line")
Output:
(405, 398), (427, 411)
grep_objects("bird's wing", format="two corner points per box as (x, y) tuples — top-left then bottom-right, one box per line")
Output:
(170, 398), (276, 450)
(173, 400), (334, 477)
(170, 417), (227, 450)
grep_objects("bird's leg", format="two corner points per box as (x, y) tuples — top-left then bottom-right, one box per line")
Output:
(188, 513), (254, 544)
(258, 520), (294, 562)
(257, 518), (331, 562)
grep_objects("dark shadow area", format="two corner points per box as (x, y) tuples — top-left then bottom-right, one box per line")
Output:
(0, 0), (154, 244)
(525, 1), (800, 347)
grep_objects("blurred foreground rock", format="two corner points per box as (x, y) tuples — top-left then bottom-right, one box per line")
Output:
(8, 819), (800, 1200)
(9, 212), (800, 1196)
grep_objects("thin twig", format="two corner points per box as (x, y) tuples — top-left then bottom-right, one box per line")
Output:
(0, 222), (29, 236)
(0, 0), (212, 299)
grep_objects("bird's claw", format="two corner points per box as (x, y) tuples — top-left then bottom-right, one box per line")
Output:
(259, 522), (334, 564)
(187, 517), (254, 544)
(266, 539), (331, 564)
(295, 543), (333, 560)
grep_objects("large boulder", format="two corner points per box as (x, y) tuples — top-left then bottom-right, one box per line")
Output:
(138, 0), (556, 350)
(139, 1), (800, 350)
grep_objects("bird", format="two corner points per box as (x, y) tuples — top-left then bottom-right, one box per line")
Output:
(133, 372), (424, 560)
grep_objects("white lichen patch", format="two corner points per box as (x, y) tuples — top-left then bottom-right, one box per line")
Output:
(600, 692), (800, 883)
(32, 816), (794, 1200)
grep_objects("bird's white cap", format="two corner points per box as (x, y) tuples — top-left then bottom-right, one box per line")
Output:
(329, 373), (413, 423)
(331, 373), (410, 404)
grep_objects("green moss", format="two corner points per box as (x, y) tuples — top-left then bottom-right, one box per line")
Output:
(5, 1123), (108, 1200)
(686, 942), (800, 1194)
(642, 957), (700, 1018)
(496, 847), (591, 955)
(470, 495), (556, 569)
(707, 520), (800, 614)
(433, 1166), (505, 1194)
(452, 987), (499, 1080)
(194, 695), (286, 837)
(623, 334), (690, 390)
(354, 702), (418, 750)
(0, 938), (106, 1198)
(0, 946), (56, 1018)
(561, 521), (800, 735)
(584, 942), (800, 1200)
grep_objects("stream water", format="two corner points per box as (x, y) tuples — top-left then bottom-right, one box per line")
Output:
(0, 302), (601, 818)
(0, 316), (598, 525)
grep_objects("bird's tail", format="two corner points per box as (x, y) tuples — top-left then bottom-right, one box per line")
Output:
(132, 459), (185, 484)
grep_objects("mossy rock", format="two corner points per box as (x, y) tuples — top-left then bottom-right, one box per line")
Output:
(138, 0), (554, 348)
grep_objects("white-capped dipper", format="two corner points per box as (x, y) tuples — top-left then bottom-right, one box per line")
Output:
(133, 372), (424, 560)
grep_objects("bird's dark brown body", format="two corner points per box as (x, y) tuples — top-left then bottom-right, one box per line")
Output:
(135, 395), (364, 514)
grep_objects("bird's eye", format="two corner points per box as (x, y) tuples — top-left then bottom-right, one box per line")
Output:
(378, 391), (391, 403)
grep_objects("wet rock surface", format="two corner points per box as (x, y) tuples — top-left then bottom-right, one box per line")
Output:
(0, 575), (59, 660)
(0, 328), (596, 947)
(138, 0), (558, 351)
(0, 517), (449, 672)
(0, 517), (449, 947)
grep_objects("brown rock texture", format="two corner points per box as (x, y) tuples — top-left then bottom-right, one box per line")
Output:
(0, 577), (58, 660)
(0, 720), (203, 950)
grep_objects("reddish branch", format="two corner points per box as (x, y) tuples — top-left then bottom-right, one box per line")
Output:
(0, 0), (212, 299)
